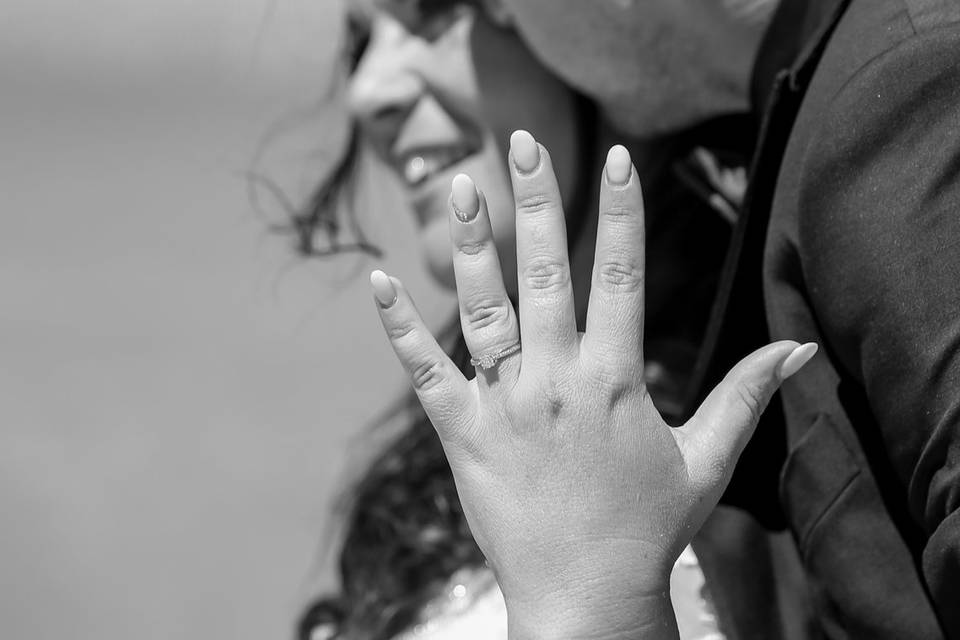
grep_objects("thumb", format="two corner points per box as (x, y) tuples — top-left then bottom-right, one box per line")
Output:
(682, 340), (818, 489)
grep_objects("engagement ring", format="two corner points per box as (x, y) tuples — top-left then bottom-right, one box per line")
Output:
(469, 342), (522, 370)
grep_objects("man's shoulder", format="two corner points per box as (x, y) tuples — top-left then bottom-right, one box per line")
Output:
(895, 0), (960, 33)
(814, 0), (960, 98)
(754, 0), (960, 121)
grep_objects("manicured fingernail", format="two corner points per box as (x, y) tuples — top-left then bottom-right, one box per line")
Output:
(370, 270), (398, 308)
(510, 130), (540, 173)
(605, 145), (632, 185)
(779, 342), (818, 380)
(451, 173), (480, 222)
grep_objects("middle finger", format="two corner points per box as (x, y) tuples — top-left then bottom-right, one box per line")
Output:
(508, 130), (578, 369)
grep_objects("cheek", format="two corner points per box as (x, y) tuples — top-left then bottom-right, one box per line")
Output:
(470, 144), (519, 294)
(420, 217), (457, 290)
(469, 27), (581, 215)
(471, 147), (516, 260)
(487, 184), (518, 291)
(470, 14), (579, 161)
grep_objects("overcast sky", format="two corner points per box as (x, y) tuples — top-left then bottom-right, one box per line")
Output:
(0, 2), (454, 639)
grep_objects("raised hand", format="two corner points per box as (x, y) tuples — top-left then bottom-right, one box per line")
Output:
(369, 131), (816, 640)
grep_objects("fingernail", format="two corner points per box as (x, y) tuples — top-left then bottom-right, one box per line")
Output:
(451, 173), (480, 222)
(779, 342), (818, 380)
(510, 130), (540, 173)
(370, 270), (398, 308)
(605, 145), (632, 185)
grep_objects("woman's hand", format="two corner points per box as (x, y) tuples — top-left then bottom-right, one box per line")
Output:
(369, 131), (816, 640)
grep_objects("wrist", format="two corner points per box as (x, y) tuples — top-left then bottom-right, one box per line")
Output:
(505, 581), (678, 640)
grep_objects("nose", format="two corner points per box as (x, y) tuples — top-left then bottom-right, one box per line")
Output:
(347, 20), (424, 138)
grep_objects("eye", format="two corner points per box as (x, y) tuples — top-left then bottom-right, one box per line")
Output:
(344, 10), (372, 73)
(378, 0), (471, 42)
(412, 0), (471, 40)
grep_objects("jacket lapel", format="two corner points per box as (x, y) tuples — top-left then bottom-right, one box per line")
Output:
(682, 0), (853, 524)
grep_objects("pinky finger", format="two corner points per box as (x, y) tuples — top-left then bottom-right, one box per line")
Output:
(370, 270), (477, 440)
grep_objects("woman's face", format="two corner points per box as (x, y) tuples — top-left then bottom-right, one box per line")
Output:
(347, 1), (580, 291)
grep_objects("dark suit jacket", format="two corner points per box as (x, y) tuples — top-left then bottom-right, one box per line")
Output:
(692, 0), (960, 636)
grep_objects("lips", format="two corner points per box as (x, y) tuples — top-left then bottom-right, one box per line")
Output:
(396, 145), (478, 187)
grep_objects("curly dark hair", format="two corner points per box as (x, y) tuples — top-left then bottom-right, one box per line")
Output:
(297, 334), (484, 640)
(248, 124), (381, 259)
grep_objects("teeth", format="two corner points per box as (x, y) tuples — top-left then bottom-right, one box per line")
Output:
(404, 156), (427, 185)
(401, 148), (472, 186)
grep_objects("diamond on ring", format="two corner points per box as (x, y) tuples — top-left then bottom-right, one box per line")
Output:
(469, 342), (521, 370)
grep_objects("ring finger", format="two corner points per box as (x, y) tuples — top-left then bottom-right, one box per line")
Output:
(449, 173), (522, 389)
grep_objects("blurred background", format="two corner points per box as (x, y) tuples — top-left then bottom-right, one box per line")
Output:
(0, 1), (454, 638)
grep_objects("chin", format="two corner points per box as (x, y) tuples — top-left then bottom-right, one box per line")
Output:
(426, 257), (457, 291)
(421, 217), (458, 290)
(604, 103), (686, 138)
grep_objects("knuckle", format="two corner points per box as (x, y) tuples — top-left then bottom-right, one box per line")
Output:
(734, 379), (768, 424)
(410, 359), (447, 393)
(595, 260), (643, 292)
(601, 204), (635, 219)
(386, 320), (418, 342)
(502, 400), (525, 432)
(587, 364), (633, 394)
(449, 422), (488, 463)
(583, 353), (635, 398)
(463, 299), (510, 331)
(457, 238), (489, 256)
(502, 375), (568, 429)
(516, 193), (555, 216)
(522, 258), (569, 292)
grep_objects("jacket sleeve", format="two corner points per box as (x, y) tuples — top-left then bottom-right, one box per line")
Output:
(798, 26), (960, 635)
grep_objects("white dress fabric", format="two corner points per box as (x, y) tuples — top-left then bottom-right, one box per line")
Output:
(389, 545), (725, 640)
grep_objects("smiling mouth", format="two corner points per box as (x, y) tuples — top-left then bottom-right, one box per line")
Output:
(396, 145), (478, 188)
